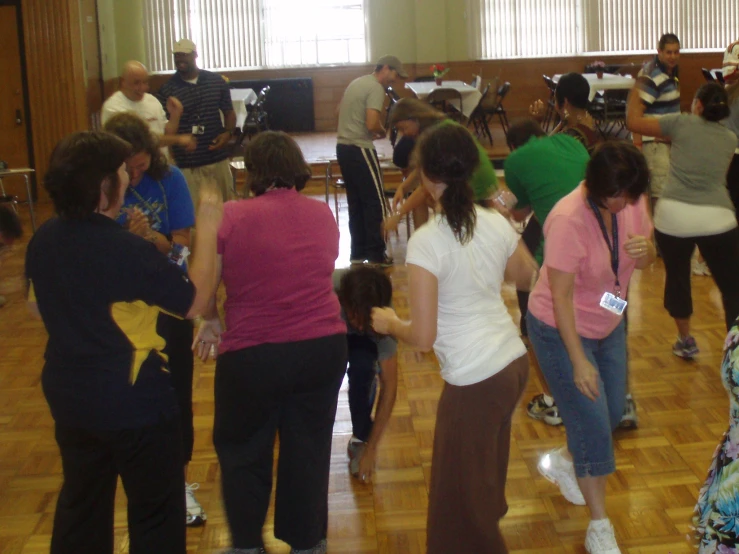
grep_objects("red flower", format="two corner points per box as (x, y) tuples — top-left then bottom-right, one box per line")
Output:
(436, 64), (445, 71)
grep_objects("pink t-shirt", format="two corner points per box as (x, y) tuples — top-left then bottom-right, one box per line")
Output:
(528, 184), (653, 339)
(216, 189), (345, 352)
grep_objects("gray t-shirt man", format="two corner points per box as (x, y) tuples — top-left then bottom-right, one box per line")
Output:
(337, 74), (386, 150)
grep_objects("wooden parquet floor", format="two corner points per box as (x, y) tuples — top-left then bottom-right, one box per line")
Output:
(0, 192), (730, 553)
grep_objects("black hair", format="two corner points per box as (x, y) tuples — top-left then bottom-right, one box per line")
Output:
(104, 112), (169, 181)
(416, 123), (478, 244)
(555, 72), (590, 110)
(243, 131), (311, 196)
(585, 141), (649, 205)
(695, 82), (730, 122)
(337, 266), (393, 332)
(507, 118), (546, 149)
(659, 33), (680, 50)
(44, 131), (132, 219)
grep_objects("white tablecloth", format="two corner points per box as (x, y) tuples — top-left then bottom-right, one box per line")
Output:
(553, 73), (635, 102)
(405, 80), (482, 119)
(230, 88), (258, 129)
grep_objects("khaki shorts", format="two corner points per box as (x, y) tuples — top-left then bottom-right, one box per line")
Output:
(180, 158), (235, 210)
(641, 142), (670, 198)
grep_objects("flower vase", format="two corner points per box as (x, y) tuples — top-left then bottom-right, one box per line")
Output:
(435, 77), (443, 86)
(596, 70), (604, 79)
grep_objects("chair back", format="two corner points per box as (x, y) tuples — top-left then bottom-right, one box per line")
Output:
(543, 75), (556, 93)
(386, 86), (400, 103)
(496, 82), (511, 104)
(702, 68), (716, 82)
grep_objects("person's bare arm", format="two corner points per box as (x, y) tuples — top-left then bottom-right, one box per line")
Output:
(626, 86), (663, 138)
(549, 267), (600, 401)
(185, 192), (223, 319)
(504, 240), (539, 292)
(371, 264), (438, 351)
(356, 353), (398, 482)
(365, 109), (385, 136)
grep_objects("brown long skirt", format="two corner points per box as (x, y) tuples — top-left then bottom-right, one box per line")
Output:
(427, 355), (529, 554)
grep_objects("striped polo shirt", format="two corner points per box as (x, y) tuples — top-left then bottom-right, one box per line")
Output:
(636, 56), (680, 142)
(157, 69), (234, 169)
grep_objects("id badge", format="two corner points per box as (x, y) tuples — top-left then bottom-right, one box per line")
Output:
(191, 125), (205, 135)
(600, 292), (627, 316)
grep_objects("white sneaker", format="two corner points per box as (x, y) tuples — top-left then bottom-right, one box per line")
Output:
(186, 482), (207, 526)
(585, 519), (621, 554)
(537, 448), (586, 505)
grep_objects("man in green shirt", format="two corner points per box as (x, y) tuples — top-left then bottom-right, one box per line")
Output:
(504, 119), (589, 426)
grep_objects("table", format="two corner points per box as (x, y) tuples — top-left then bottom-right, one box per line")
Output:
(0, 168), (36, 232)
(553, 73), (635, 102)
(230, 88), (258, 129)
(405, 80), (482, 119)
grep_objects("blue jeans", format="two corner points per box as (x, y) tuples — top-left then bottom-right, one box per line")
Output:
(526, 312), (627, 478)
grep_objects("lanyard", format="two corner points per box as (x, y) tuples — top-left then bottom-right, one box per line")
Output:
(587, 198), (621, 297)
(128, 180), (170, 231)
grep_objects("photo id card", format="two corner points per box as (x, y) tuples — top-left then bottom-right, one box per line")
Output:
(600, 292), (627, 316)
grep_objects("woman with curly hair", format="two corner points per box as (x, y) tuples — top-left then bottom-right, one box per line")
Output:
(103, 113), (206, 526)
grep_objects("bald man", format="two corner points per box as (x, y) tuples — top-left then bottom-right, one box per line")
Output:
(101, 60), (195, 151)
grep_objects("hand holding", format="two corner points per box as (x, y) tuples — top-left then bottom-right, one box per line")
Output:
(356, 445), (376, 484)
(573, 358), (600, 401)
(529, 99), (545, 119)
(192, 318), (222, 362)
(383, 213), (401, 233)
(371, 306), (398, 336)
(179, 134), (197, 152)
(127, 208), (151, 238)
(208, 131), (231, 151)
(166, 96), (184, 117)
(624, 233), (649, 260)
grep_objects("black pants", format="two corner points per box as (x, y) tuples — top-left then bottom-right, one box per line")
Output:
(655, 227), (739, 330)
(51, 416), (185, 554)
(213, 334), (347, 550)
(516, 216), (543, 337)
(347, 334), (378, 442)
(728, 154), (739, 222)
(336, 143), (389, 262)
(160, 314), (195, 464)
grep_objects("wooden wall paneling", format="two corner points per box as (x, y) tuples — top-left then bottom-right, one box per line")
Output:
(22, 0), (89, 201)
(144, 52), (725, 134)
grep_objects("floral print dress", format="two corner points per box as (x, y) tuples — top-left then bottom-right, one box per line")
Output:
(695, 322), (739, 553)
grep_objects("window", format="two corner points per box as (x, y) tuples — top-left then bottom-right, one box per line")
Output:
(143, 0), (368, 73)
(471, 0), (738, 59)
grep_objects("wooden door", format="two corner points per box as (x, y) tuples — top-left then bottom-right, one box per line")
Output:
(78, 0), (104, 129)
(0, 5), (30, 179)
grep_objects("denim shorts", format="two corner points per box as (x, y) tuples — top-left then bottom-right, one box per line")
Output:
(526, 312), (627, 478)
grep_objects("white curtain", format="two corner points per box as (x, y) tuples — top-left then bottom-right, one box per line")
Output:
(143, 0), (367, 72)
(473, 0), (738, 59)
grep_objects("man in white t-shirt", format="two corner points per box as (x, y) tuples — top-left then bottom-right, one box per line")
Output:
(723, 39), (739, 85)
(101, 61), (196, 152)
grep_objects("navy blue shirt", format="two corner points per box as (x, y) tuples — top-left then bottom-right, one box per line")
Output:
(26, 214), (195, 430)
(157, 69), (234, 169)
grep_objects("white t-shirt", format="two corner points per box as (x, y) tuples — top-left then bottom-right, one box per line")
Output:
(406, 207), (527, 386)
(101, 91), (168, 136)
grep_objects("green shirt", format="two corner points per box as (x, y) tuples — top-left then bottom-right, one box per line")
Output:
(504, 133), (589, 264)
(437, 119), (498, 201)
